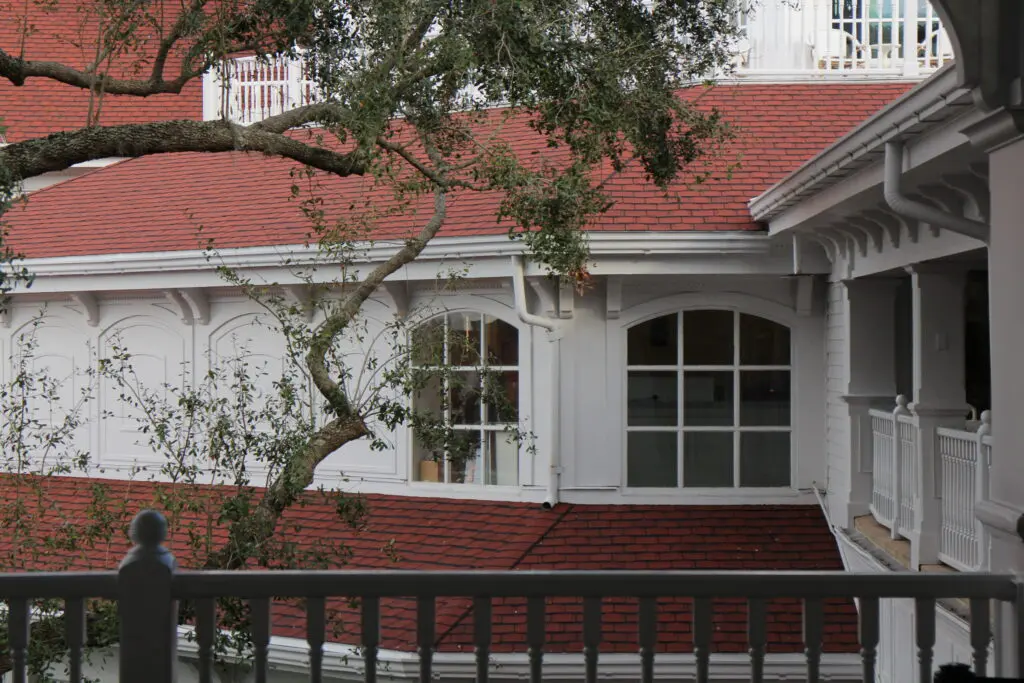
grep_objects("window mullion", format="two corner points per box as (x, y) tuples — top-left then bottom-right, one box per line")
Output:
(733, 311), (741, 488)
(677, 311), (684, 488)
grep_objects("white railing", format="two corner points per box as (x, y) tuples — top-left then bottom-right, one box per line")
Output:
(4, 510), (1022, 683)
(203, 54), (317, 125)
(869, 395), (915, 538)
(734, 0), (954, 76)
(937, 411), (993, 572)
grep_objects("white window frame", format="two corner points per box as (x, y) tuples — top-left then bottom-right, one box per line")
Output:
(624, 309), (793, 488)
(408, 310), (522, 486)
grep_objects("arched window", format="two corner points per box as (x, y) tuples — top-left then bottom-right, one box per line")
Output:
(625, 310), (792, 488)
(410, 312), (520, 486)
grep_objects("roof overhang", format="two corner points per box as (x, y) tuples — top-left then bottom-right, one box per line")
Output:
(748, 65), (982, 234)
(8, 231), (815, 295)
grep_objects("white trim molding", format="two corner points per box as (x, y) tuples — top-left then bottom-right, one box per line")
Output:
(174, 627), (864, 682)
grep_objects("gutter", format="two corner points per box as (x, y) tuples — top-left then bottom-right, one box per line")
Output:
(882, 141), (989, 243)
(748, 65), (971, 223)
(510, 255), (564, 510)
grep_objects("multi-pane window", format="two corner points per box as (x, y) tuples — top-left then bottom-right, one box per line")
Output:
(410, 313), (520, 486)
(625, 310), (792, 488)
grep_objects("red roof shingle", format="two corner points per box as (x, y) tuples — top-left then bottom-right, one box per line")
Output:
(3, 82), (913, 258)
(0, 475), (856, 654)
(0, 0), (203, 142)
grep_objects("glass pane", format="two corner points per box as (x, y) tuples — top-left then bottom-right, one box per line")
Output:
(448, 430), (482, 484)
(485, 371), (519, 423)
(740, 371), (790, 426)
(447, 313), (482, 366)
(683, 371), (733, 426)
(484, 316), (519, 366)
(627, 432), (678, 487)
(628, 315), (678, 366)
(627, 371), (678, 427)
(413, 372), (444, 417)
(683, 310), (733, 366)
(411, 317), (445, 366)
(683, 432), (734, 487)
(450, 371), (482, 425)
(739, 314), (790, 366)
(740, 432), (791, 487)
(483, 430), (519, 486)
(412, 430), (443, 482)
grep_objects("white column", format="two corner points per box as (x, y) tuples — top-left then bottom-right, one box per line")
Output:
(840, 278), (901, 528)
(979, 133), (1024, 584)
(906, 265), (968, 569)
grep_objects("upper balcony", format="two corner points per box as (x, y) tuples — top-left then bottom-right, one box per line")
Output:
(201, 1), (953, 126)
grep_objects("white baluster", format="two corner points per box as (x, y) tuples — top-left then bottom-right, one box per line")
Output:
(892, 395), (910, 539)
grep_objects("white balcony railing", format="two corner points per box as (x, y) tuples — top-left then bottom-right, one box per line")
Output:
(202, 3), (955, 125)
(733, 0), (953, 76)
(937, 412), (992, 572)
(869, 395), (917, 539)
(9, 510), (1019, 683)
(202, 54), (318, 125)
(868, 395), (994, 571)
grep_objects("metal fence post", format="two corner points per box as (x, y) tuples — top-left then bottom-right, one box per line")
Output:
(118, 509), (177, 683)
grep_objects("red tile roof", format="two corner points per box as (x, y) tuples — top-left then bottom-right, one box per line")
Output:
(0, 0), (203, 142)
(0, 475), (856, 654)
(3, 82), (913, 258)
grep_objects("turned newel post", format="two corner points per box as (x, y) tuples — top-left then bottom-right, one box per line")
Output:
(119, 509), (177, 683)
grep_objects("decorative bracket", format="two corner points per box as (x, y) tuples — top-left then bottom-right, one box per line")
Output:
(940, 172), (991, 224)
(70, 292), (100, 327)
(863, 208), (905, 249)
(164, 290), (194, 326)
(846, 216), (886, 254)
(605, 276), (623, 320)
(380, 282), (409, 320)
(833, 220), (868, 258)
(179, 289), (210, 325)
(0, 307), (11, 329)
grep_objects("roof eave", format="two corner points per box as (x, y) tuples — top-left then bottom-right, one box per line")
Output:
(747, 64), (972, 226)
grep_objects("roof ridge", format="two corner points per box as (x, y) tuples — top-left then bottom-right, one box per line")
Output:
(433, 503), (574, 646)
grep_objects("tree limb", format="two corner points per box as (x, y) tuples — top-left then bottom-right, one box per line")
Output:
(0, 119), (366, 181)
(0, 47), (198, 95)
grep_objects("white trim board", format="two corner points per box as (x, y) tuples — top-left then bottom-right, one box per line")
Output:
(8, 233), (813, 295)
(174, 627), (865, 681)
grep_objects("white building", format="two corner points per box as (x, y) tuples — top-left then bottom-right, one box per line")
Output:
(1, 1), (1022, 682)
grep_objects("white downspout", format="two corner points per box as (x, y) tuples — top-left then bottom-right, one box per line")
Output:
(511, 255), (563, 510)
(882, 141), (989, 243)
